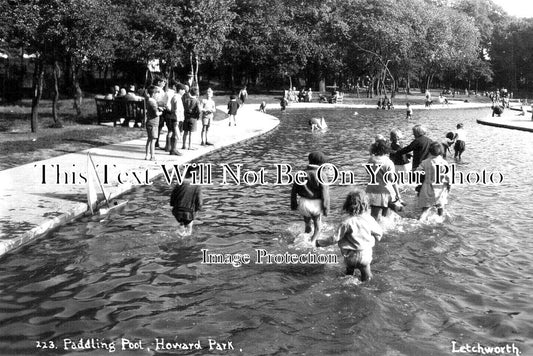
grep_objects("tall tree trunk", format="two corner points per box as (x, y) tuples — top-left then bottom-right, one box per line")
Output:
(194, 54), (199, 93)
(31, 59), (44, 133)
(52, 60), (62, 127)
(406, 73), (411, 95)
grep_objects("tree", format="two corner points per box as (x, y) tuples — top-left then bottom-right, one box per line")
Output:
(179, 0), (236, 92)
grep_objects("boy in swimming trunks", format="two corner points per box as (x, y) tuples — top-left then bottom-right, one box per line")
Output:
(291, 151), (330, 245)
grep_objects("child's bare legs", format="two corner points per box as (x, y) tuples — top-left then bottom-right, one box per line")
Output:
(145, 138), (155, 160)
(359, 264), (372, 281)
(145, 139), (150, 160)
(310, 214), (322, 243)
(184, 221), (193, 236)
(371, 206), (388, 220)
(182, 131), (192, 149)
(303, 216), (312, 233)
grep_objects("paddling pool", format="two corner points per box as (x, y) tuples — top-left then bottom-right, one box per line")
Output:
(0, 107), (532, 355)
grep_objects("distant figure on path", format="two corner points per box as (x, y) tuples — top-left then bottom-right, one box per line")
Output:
(200, 88), (216, 146)
(259, 101), (267, 113)
(182, 87), (201, 150)
(406, 103), (413, 120)
(227, 94), (240, 126)
(238, 86), (248, 105)
(144, 85), (162, 161)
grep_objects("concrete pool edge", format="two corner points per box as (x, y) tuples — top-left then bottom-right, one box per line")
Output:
(0, 106), (280, 258)
(476, 115), (533, 132)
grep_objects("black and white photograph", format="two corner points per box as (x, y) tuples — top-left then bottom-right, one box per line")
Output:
(0, 0), (532, 355)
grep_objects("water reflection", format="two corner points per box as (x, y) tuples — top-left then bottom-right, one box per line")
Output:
(0, 108), (532, 355)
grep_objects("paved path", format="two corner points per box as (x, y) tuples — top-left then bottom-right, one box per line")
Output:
(0, 106), (279, 257)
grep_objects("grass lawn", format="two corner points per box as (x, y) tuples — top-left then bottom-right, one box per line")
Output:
(0, 91), (491, 170)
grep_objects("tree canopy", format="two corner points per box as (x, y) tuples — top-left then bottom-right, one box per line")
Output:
(2, 0), (533, 131)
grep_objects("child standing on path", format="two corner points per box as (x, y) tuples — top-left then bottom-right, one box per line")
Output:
(291, 151), (330, 246)
(170, 165), (203, 236)
(227, 95), (240, 126)
(416, 142), (451, 218)
(182, 88), (201, 150)
(144, 85), (162, 161)
(453, 123), (466, 161)
(238, 86), (248, 105)
(332, 190), (383, 281)
(200, 88), (216, 145)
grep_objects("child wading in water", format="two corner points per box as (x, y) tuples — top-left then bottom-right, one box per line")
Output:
(332, 190), (383, 281)
(170, 165), (203, 236)
(416, 142), (451, 218)
(453, 123), (466, 160)
(291, 151), (330, 245)
(366, 139), (402, 220)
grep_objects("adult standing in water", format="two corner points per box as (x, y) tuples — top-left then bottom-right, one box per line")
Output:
(393, 124), (432, 171)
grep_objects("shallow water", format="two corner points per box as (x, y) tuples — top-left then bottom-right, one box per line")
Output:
(0, 107), (532, 356)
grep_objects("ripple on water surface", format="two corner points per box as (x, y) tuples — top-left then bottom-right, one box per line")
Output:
(0, 108), (532, 355)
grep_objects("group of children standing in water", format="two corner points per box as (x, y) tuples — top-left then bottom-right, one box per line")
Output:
(292, 121), (467, 281)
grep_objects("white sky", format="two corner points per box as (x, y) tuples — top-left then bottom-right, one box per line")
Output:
(492, 0), (533, 18)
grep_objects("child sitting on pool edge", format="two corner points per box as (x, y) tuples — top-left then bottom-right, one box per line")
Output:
(291, 151), (330, 246)
(170, 165), (203, 236)
(331, 190), (383, 281)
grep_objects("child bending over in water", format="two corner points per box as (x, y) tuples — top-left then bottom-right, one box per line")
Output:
(308, 117), (327, 131)
(453, 123), (466, 161)
(442, 132), (455, 159)
(291, 151), (330, 245)
(416, 142), (451, 218)
(332, 190), (383, 281)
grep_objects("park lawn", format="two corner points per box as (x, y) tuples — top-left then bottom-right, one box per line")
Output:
(0, 92), (491, 170)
